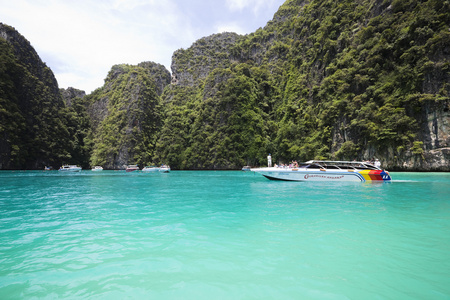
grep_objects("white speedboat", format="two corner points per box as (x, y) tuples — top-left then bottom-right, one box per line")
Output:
(91, 166), (103, 171)
(142, 166), (159, 172)
(251, 160), (391, 182)
(58, 165), (82, 172)
(159, 165), (170, 173)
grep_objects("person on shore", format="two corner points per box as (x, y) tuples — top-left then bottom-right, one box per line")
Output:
(267, 154), (272, 167)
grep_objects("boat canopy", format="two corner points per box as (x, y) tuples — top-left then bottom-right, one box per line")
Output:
(303, 160), (380, 170)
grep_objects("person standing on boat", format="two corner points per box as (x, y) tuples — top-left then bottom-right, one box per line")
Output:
(374, 159), (381, 168)
(267, 154), (272, 167)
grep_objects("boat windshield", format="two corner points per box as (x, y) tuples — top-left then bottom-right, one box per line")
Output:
(324, 165), (340, 170)
(304, 164), (322, 169)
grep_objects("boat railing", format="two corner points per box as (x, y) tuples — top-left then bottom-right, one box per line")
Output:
(276, 161), (382, 171)
(306, 161), (382, 170)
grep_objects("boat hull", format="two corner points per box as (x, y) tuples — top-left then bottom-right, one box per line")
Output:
(159, 167), (170, 173)
(142, 167), (159, 172)
(251, 168), (391, 182)
(126, 165), (139, 172)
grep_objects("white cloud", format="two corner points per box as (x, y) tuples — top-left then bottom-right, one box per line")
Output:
(226, 0), (278, 14)
(216, 23), (246, 35)
(1, 0), (284, 93)
(110, 0), (158, 11)
(1, 0), (195, 92)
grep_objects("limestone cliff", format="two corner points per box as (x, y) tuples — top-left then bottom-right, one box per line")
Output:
(86, 62), (171, 169)
(2, 0), (449, 171)
(171, 32), (242, 87)
(0, 23), (72, 169)
(61, 87), (86, 107)
(163, 0), (449, 171)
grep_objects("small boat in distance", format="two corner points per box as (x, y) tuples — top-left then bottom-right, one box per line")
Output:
(44, 166), (53, 171)
(92, 166), (103, 171)
(159, 165), (170, 173)
(126, 165), (139, 172)
(142, 166), (159, 172)
(242, 166), (251, 171)
(58, 165), (82, 172)
(251, 160), (391, 182)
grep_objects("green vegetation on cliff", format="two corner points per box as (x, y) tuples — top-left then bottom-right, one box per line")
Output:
(156, 0), (449, 169)
(0, 23), (73, 169)
(88, 63), (170, 169)
(156, 63), (277, 168)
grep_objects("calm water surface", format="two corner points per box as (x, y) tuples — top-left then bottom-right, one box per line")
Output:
(0, 171), (449, 299)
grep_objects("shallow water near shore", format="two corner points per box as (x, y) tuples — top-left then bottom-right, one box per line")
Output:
(1, 170), (449, 299)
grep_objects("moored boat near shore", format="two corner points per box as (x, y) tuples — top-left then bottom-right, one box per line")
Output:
(58, 165), (82, 172)
(142, 166), (159, 172)
(126, 165), (139, 172)
(251, 160), (391, 182)
(159, 165), (170, 173)
(91, 166), (103, 171)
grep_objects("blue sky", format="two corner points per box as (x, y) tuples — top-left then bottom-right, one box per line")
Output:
(1, 0), (285, 93)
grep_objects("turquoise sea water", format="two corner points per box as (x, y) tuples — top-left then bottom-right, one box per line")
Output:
(0, 170), (449, 299)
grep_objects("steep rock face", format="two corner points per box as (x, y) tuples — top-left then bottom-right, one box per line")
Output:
(396, 148), (450, 171)
(60, 87), (92, 169)
(137, 61), (171, 95)
(171, 32), (242, 87)
(87, 62), (170, 136)
(61, 87), (86, 107)
(0, 23), (72, 169)
(87, 63), (170, 169)
(426, 104), (450, 149)
(411, 100), (450, 171)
